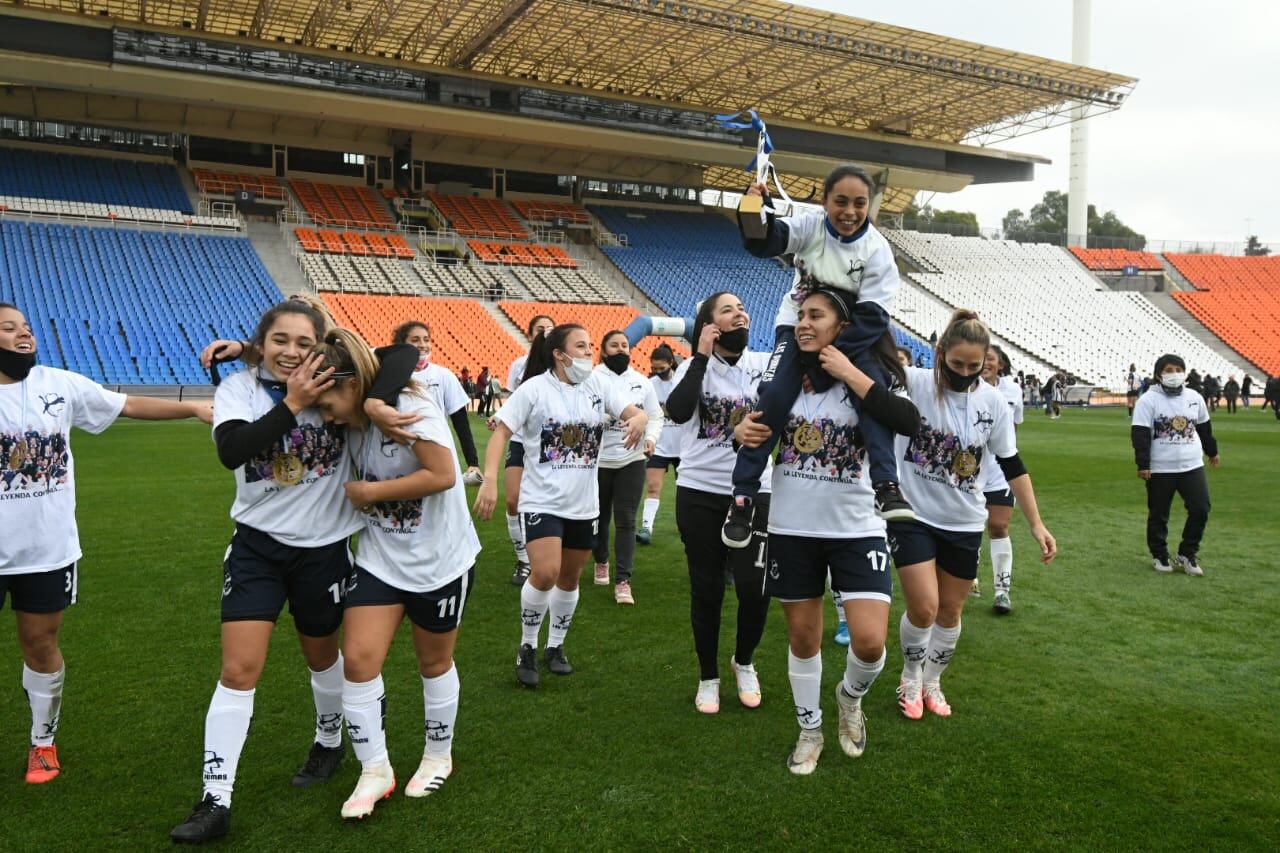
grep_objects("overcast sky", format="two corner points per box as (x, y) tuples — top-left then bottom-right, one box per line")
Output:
(795, 0), (1278, 246)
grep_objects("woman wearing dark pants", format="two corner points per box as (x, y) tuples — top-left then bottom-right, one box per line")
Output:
(1132, 354), (1220, 576)
(666, 291), (774, 714)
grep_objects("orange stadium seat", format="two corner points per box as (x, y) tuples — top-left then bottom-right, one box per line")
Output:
(1165, 253), (1280, 374)
(498, 301), (689, 369)
(191, 169), (286, 201)
(429, 193), (529, 240)
(290, 179), (396, 228)
(1068, 246), (1163, 271)
(294, 228), (322, 253)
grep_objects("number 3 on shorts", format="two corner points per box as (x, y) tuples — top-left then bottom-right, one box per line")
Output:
(867, 550), (889, 573)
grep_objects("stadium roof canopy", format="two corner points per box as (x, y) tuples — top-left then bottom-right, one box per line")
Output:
(3, 0), (1135, 146)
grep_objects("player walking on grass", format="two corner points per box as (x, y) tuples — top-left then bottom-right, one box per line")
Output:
(591, 331), (663, 604)
(171, 302), (415, 844)
(0, 302), (212, 785)
(473, 324), (647, 688)
(732, 288), (921, 774)
(890, 310), (1056, 721)
(721, 164), (913, 553)
(979, 345), (1024, 614)
(309, 330), (481, 819)
(663, 292), (773, 714)
(1131, 354), (1219, 576)
(391, 320), (483, 484)
(639, 344), (681, 546)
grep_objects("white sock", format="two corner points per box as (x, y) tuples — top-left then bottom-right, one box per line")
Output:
(23, 664), (65, 746)
(900, 612), (932, 682)
(546, 587), (580, 648)
(422, 665), (460, 759)
(788, 650), (823, 730)
(342, 676), (387, 769)
(506, 513), (528, 564)
(641, 498), (660, 530)
(520, 582), (552, 648)
(991, 536), (1013, 594)
(923, 622), (962, 683)
(310, 654), (345, 748)
(831, 588), (846, 625)
(842, 647), (886, 699)
(202, 682), (254, 806)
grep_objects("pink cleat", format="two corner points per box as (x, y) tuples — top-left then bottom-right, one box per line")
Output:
(897, 679), (924, 720)
(922, 681), (952, 717)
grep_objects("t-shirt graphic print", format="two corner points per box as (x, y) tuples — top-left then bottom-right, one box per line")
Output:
(697, 392), (756, 447)
(904, 419), (987, 493)
(777, 410), (866, 483)
(538, 418), (604, 468)
(243, 422), (347, 487)
(1, 429), (68, 496)
(1152, 414), (1196, 443)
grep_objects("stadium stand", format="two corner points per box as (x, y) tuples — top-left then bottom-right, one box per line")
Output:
(429, 193), (528, 240)
(1166, 253), (1280, 374)
(499, 300), (689, 369)
(0, 220), (278, 384)
(411, 262), (510, 299)
(507, 266), (621, 303)
(887, 231), (1242, 388)
(590, 205), (931, 364)
(290, 179), (395, 227)
(0, 195), (238, 229)
(511, 200), (591, 226)
(1068, 246), (1163, 271)
(468, 240), (576, 268)
(0, 147), (192, 213)
(190, 169), (286, 203)
(323, 294), (523, 377)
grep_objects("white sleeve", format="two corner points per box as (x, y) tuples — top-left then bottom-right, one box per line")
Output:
(1194, 393), (1210, 424)
(407, 397), (453, 447)
(440, 372), (469, 414)
(987, 395), (1017, 459)
(782, 208), (822, 256)
(1013, 391), (1025, 425)
(496, 381), (536, 439)
(213, 371), (256, 429)
(641, 378), (662, 446)
(65, 371), (126, 435)
(507, 360), (522, 390)
(856, 240), (899, 314)
(1132, 393), (1154, 428)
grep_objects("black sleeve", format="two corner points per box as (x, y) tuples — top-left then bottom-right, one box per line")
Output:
(1131, 425), (1152, 469)
(449, 407), (479, 467)
(367, 344), (418, 405)
(664, 354), (709, 423)
(859, 383), (920, 437)
(742, 212), (792, 258)
(1195, 420), (1218, 457)
(996, 452), (1028, 482)
(213, 404), (297, 470)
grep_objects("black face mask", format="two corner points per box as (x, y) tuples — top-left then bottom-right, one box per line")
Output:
(718, 327), (749, 354)
(604, 352), (631, 375)
(652, 367), (672, 380)
(0, 347), (36, 381)
(941, 361), (981, 392)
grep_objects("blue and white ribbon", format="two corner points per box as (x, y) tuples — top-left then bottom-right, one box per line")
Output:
(715, 108), (792, 203)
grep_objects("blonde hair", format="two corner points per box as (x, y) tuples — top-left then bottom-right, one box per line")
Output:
(934, 308), (990, 400)
(287, 291), (336, 334)
(311, 328), (380, 404)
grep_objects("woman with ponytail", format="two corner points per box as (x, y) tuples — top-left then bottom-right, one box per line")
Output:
(310, 330), (481, 819)
(978, 345), (1024, 613)
(473, 324), (647, 688)
(889, 309), (1055, 722)
(391, 320), (482, 484)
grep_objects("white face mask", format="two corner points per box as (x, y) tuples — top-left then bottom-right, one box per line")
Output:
(562, 356), (593, 385)
(1161, 371), (1186, 390)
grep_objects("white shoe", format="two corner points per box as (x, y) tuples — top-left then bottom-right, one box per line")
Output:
(834, 685), (867, 758)
(340, 761), (395, 819)
(593, 562), (610, 586)
(404, 754), (452, 798)
(731, 657), (762, 709)
(787, 728), (824, 775)
(1152, 557), (1173, 573)
(695, 678), (720, 714)
(1175, 554), (1205, 577)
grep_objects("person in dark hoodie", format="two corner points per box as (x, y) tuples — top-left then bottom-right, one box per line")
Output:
(1131, 354), (1219, 577)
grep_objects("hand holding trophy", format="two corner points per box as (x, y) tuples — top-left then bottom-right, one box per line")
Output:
(715, 108), (791, 240)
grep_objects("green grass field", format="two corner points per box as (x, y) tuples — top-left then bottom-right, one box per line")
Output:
(2, 406), (1277, 851)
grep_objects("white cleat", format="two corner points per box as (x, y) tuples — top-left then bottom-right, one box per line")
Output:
(1152, 557), (1173, 573)
(834, 685), (867, 758)
(404, 754), (452, 798)
(695, 678), (720, 715)
(731, 657), (762, 709)
(340, 761), (395, 819)
(1175, 555), (1205, 577)
(787, 728), (824, 776)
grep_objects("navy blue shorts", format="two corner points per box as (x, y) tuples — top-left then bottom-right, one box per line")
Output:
(887, 519), (983, 581)
(0, 564), (77, 614)
(221, 524), (351, 637)
(646, 454), (679, 471)
(523, 513), (597, 550)
(506, 440), (525, 469)
(345, 564), (474, 633)
(766, 535), (892, 603)
(984, 487), (1015, 508)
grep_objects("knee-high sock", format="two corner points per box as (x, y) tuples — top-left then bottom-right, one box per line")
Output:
(546, 587), (580, 648)
(506, 513), (528, 564)
(991, 536), (1013, 594)
(831, 587), (846, 625)
(788, 650), (823, 730)
(520, 582), (551, 648)
(310, 653), (344, 748)
(202, 683), (254, 806)
(23, 664), (64, 747)
(642, 498), (660, 530)
(842, 647), (886, 699)
(342, 676), (387, 769)
(900, 612), (932, 682)
(923, 622), (962, 683)
(422, 665), (460, 759)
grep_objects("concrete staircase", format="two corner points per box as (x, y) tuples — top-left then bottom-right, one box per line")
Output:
(1158, 257), (1197, 291)
(245, 219), (310, 295)
(481, 301), (531, 348)
(1144, 291), (1260, 373)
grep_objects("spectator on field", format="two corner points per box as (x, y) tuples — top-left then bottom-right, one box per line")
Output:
(475, 367), (491, 414)
(1223, 376), (1239, 414)
(1125, 363), (1142, 416)
(1186, 369), (1202, 395)
(1202, 374), (1219, 412)
(1241, 374), (1252, 408)
(460, 368), (476, 409)
(1266, 376), (1280, 419)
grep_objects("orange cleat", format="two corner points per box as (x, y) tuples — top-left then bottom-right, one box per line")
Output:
(26, 745), (60, 784)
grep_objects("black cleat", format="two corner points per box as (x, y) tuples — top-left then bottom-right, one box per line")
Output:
(545, 646), (574, 676)
(510, 561), (531, 586)
(874, 483), (915, 522)
(291, 742), (344, 787)
(720, 499), (755, 549)
(516, 643), (540, 688)
(170, 793), (230, 844)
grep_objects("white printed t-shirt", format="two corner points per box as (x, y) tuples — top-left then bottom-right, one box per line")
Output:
(674, 350), (773, 496)
(1132, 387), (1210, 474)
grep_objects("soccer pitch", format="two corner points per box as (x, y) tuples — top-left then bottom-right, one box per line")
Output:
(2, 407), (1277, 850)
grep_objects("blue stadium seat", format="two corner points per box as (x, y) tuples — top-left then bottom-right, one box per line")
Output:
(0, 148), (192, 213)
(0, 221), (281, 384)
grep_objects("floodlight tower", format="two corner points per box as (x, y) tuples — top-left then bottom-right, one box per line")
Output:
(1068, 0), (1090, 247)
